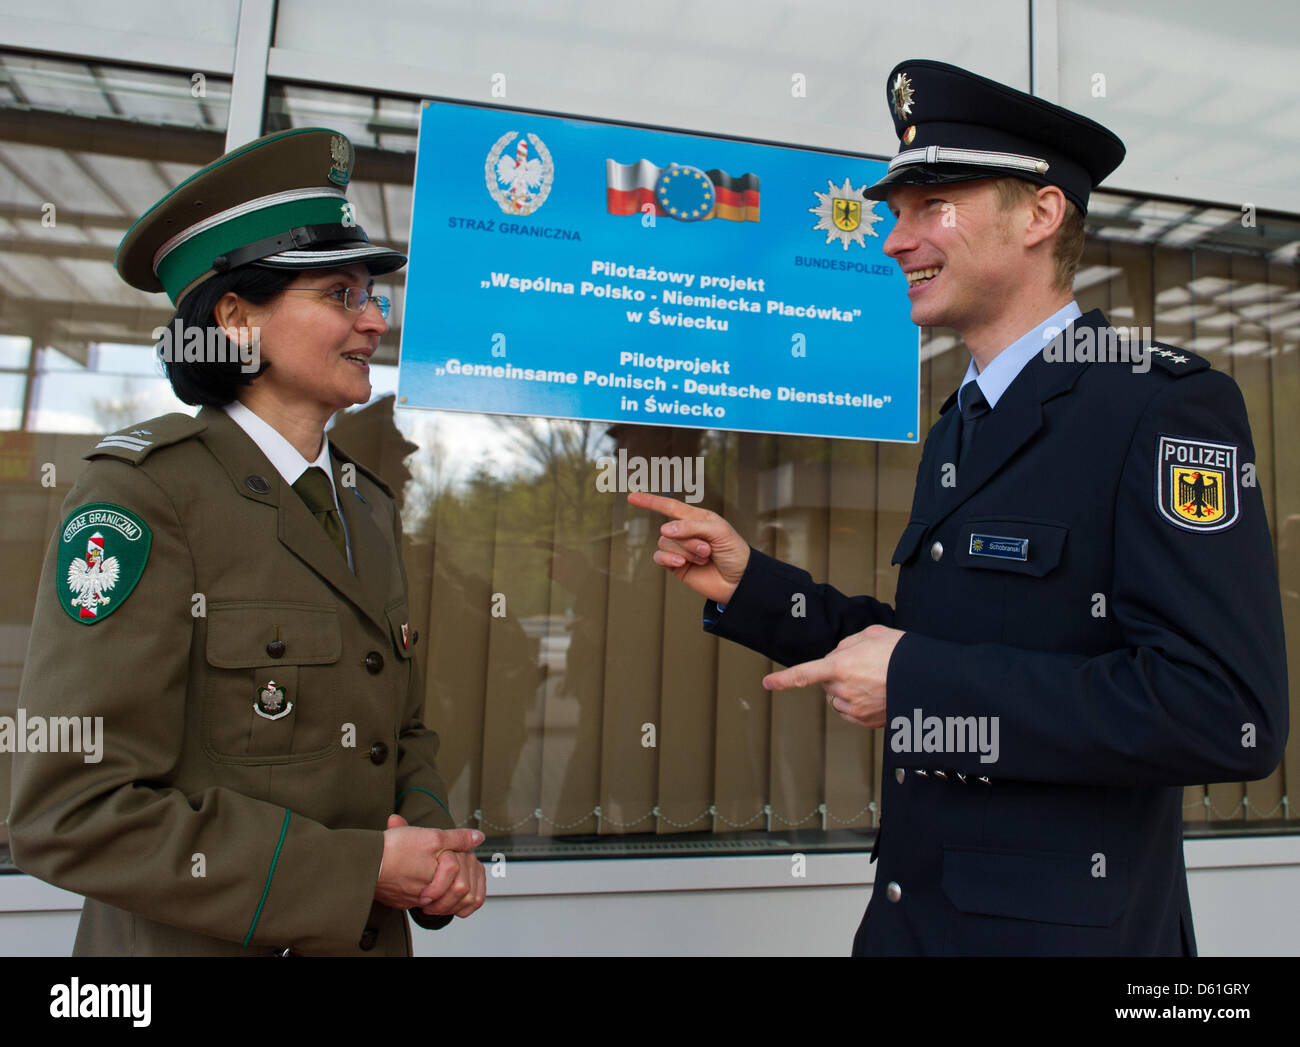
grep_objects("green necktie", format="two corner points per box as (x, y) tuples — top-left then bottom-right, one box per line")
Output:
(293, 466), (347, 562)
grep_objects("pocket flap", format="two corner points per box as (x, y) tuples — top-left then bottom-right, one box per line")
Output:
(941, 846), (1126, 927)
(206, 602), (341, 667)
(957, 517), (1067, 577)
(891, 521), (928, 566)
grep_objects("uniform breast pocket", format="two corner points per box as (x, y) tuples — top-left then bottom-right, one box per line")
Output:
(203, 602), (343, 764)
(956, 517), (1068, 577)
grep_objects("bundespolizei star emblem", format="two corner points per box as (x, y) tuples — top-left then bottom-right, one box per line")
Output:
(891, 72), (915, 120)
(809, 178), (883, 250)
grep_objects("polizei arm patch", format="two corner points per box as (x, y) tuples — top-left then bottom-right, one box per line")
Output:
(1155, 435), (1240, 533)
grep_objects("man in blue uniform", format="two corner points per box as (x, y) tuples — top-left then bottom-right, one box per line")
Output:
(630, 59), (1288, 955)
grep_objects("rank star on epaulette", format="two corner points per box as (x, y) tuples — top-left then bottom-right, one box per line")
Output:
(1156, 435), (1240, 532)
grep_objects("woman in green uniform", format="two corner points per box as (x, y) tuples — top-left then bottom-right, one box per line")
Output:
(8, 128), (485, 956)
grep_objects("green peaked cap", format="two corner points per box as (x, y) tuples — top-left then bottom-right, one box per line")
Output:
(115, 127), (405, 304)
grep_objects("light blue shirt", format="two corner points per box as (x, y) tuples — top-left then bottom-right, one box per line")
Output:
(958, 300), (1082, 412)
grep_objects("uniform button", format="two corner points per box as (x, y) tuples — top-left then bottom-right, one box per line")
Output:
(266, 640), (286, 658)
(894, 768), (905, 784)
(244, 474), (271, 494)
(411, 630), (419, 646)
(886, 881), (902, 903)
(369, 741), (389, 765)
(930, 541), (943, 561)
(364, 651), (384, 674)
(358, 927), (379, 951)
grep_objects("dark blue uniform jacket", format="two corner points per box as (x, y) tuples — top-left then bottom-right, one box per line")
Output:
(706, 309), (1288, 956)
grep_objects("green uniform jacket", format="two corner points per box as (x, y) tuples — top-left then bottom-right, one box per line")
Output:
(8, 406), (457, 955)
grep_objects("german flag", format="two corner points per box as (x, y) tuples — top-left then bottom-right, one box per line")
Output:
(605, 159), (760, 222)
(708, 169), (760, 222)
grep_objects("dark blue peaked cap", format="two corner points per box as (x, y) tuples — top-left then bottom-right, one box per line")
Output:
(863, 59), (1126, 214)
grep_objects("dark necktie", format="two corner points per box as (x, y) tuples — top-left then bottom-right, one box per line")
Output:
(293, 467), (347, 562)
(958, 382), (990, 467)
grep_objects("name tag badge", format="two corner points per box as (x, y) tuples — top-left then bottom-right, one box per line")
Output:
(969, 533), (1029, 561)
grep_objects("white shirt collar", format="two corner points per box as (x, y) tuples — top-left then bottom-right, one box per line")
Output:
(223, 399), (337, 501)
(959, 300), (1084, 410)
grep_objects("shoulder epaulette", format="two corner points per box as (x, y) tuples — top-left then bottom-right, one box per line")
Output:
(330, 441), (395, 499)
(84, 413), (207, 465)
(1145, 341), (1211, 377)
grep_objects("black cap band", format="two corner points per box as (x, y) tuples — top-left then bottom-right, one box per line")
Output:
(212, 223), (369, 273)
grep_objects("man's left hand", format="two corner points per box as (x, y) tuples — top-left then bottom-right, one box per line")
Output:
(762, 625), (906, 729)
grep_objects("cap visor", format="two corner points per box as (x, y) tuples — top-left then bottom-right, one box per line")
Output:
(863, 163), (1031, 201)
(254, 243), (407, 276)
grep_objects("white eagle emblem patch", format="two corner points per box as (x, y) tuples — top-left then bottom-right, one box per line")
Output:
(67, 546), (120, 617)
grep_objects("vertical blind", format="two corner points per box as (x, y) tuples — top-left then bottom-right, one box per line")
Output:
(3, 183), (1297, 858)
(364, 203), (1300, 846)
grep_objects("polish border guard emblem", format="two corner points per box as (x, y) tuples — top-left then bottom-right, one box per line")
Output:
(328, 134), (352, 186)
(1156, 435), (1239, 532)
(255, 680), (293, 721)
(485, 131), (554, 216)
(57, 502), (152, 624)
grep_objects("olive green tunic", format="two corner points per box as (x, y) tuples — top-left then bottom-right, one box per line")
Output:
(9, 406), (456, 955)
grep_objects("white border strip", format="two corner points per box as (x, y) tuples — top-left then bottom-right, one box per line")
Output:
(4, 835), (1296, 909)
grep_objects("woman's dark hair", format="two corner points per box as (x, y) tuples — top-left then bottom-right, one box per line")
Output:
(158, 266), (298, 407)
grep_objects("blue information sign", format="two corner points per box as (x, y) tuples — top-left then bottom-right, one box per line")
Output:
(397, 100), (919, 442)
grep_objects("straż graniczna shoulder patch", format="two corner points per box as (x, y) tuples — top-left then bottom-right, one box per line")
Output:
(1155, 435), (1239, 532)
(57, 502), (152, 623)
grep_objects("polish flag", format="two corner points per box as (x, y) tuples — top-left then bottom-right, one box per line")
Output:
(605, 158), (666, 216)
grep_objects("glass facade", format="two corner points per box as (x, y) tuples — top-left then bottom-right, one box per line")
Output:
(2, 59), (1297, 873)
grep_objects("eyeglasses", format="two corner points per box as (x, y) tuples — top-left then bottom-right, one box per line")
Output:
(284, 286), (391, 319)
